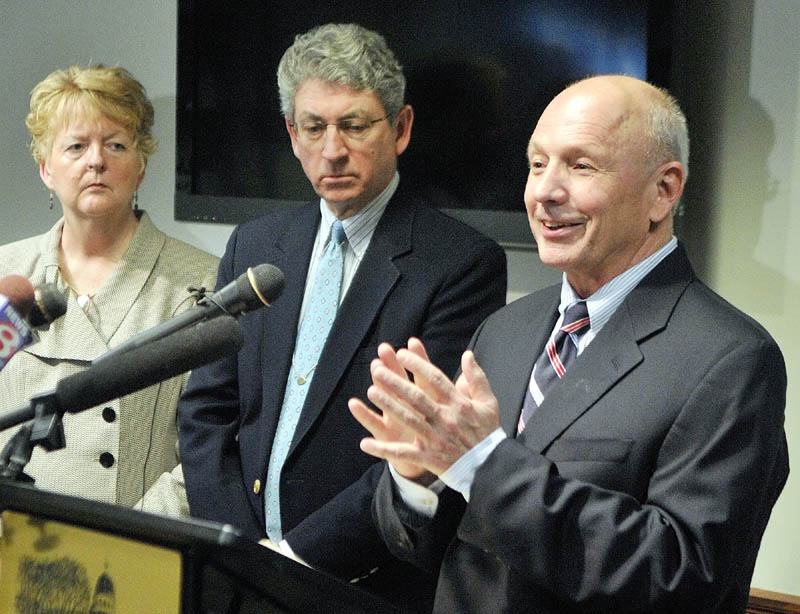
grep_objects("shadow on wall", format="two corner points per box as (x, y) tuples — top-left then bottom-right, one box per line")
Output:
(677, 65), (796, 313)
(713, 96), (796, 313)
(672, 0), (799, 315)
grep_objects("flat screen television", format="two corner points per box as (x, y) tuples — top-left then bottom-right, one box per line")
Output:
(175, 0), (679, 247)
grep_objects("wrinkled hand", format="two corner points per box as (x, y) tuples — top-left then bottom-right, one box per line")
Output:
(349, 340), (432, 480)
(349, 337), (500, 480)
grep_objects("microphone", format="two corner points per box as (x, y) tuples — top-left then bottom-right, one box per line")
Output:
(0, 275), (36, 318)
(0, 315), (244, 433)
(0, 275), (68, 371)
(1, 276), (34, 370)
(29, 283), (68, 329)
(93, 263), (284, 366)
(0, 275), (67, 328)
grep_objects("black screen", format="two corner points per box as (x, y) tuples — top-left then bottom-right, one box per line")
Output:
(175, 0), (675, 246)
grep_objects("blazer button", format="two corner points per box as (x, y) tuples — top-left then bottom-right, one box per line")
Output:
(102, 407), (116, 422)
(99, 452), (115, 468)
(253, 479), (261, 494)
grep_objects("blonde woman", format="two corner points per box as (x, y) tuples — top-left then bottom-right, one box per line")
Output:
(0, 65), (218, 509)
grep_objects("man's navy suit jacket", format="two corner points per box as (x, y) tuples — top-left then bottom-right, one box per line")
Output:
(178, 187), (507, 603)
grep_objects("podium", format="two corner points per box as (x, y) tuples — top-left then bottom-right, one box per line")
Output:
(0, 481), (399, 613)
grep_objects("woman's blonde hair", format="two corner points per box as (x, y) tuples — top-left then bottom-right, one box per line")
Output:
(26, 64), (156, 170)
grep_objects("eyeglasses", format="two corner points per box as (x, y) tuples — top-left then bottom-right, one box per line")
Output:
(291, 116), (389, 146)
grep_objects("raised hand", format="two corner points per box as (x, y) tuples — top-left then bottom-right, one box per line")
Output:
(349, 338), (500, 479)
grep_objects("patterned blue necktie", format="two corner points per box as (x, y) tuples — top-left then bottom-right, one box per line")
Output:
(517, 302), (590, 434)
(265, 220), (346, 541)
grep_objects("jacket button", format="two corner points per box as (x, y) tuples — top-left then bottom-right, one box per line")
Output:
(99, 452), (115, 468)
(253, 479), (261, 494)
(102, 407), (116, 422)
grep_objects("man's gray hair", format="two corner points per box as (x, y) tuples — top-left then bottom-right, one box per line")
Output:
(646, 86), (690, 180)
(277, 23), (406, 120)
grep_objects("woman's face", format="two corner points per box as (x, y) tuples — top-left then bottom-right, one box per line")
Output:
(39, 111), (144, 221)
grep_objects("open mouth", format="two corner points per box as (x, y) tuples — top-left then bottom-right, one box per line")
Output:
(542, 220), (581, 229)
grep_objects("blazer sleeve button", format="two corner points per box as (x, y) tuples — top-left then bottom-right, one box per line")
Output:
(253, 479), (261, 494)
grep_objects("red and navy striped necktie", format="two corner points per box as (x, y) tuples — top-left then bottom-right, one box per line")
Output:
(518, 302), (590, 434)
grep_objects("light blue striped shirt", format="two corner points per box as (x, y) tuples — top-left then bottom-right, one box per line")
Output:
(296, 172), (398, 326)
(393, 236), (679, 515)
(560, 237), (678, 355)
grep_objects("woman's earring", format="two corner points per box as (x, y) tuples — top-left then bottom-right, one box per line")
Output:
(49, 192), (54, 210)
(134, 191), (139, 211)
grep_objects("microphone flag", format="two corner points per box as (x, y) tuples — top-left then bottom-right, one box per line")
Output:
(0, 294), (35, 371)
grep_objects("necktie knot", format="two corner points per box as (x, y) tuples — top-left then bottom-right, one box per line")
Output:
(560, 301), (590, 336)
(330, 220), (346, 246)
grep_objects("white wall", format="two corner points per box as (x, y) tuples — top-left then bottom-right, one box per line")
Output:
(0, 0), (796, 596)
(0, 0), (230, 255)
(675, 1), (800, 594)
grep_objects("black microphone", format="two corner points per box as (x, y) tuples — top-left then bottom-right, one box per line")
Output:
(0, 315), (244, 433)
(29, 283), (67, 329)
(93, 263), (284, 366)
(0, 275), (67, 330)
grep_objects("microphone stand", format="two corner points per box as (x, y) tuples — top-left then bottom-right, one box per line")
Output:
(0, 390), (65, 483)
(0, 315), (245, 484)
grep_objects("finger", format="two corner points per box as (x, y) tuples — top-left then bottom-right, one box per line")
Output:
(376, 342), (407, 378)
(369, 357), (384, 378)
(370, 361), (447, 426)
(348, 397), (389, 438)
(406, 337), (431, 362)
(395, 348), (456, 405)
(359, 437), (399, 461)
(404, 337), (436, 394)
(361, 435), (456, 478)
(454, 371), (470, 397)
(366, 378), (434, 438)
(460, 351), (495, 402)
(359, 438), (429, 469)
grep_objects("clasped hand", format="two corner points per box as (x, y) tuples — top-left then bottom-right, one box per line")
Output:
(348, 337), (500, 483)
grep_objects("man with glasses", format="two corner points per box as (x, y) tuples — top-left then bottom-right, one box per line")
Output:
(176, 22), (507, 611)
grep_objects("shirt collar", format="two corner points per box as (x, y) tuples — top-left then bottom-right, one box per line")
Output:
(559, 236), (678, 333)
(319, 172), (398, 259)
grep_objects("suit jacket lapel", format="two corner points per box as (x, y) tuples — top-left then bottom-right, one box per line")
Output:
(25, 297), (109, 362)
(521, 245), (695, 453)
(289, 196), (414, 452)
(491, 290), (560, 437)
(522, 304), (643, 451)
(24, 213), (167, 362)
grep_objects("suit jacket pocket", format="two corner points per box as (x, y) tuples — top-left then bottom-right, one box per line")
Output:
(546, 438), (633, 463)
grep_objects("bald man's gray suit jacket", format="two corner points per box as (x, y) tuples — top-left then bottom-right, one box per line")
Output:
(374, 244), (789, 614)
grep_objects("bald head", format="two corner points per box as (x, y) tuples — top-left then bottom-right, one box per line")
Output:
(551, 76), (689, 176)
(524, 75), (688, 297)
